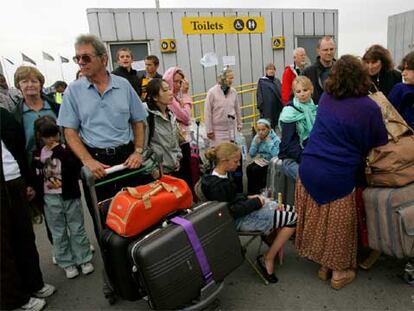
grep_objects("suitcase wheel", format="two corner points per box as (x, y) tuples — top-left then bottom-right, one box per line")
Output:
(104, 292), (117, 305)
(103, 280), (117, 305)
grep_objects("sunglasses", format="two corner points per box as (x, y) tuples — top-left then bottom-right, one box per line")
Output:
(72, 54), (98, 64)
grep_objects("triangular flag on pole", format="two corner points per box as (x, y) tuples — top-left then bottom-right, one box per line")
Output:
(42, 51), (55, 61)
(60, 56), (69, 63)
(22, 53), (36, 65)
(4, 57), (14, 65)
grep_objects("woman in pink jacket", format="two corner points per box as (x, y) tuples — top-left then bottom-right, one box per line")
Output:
(163, 67), (193, 189)
(204, 68), (242, 146)
(204, 68), (243, 192)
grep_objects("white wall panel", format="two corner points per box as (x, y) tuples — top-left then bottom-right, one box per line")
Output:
(88, 8), (338, 94)
(130, 12), (147, 40)
(114, 12), (132, 41)
(98, 12), (117, 41)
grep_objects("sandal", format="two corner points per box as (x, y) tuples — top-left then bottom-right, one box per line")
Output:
(331, 270), (356, 290)
(256, 255), (278, 284)
(318, 266), (332, 281)
(359, 250), (381, 270)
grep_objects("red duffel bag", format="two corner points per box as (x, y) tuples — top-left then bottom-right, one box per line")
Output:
(106, 175), (193, 237)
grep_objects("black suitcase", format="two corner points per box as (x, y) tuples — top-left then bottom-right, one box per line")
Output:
(130, 201), (244, 310)
(100, 228), (143, 301)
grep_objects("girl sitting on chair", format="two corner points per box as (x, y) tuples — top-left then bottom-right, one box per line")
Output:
(200, 142), (296, 283)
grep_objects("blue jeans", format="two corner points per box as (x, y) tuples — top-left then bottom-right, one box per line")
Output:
(44, 195), (92, 268)
(235, 200), (297, 233)
(282, 158), (299, 182)
(235, 202), (276, 233)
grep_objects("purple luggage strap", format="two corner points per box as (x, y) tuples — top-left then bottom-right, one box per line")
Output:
(170, 216), (214, 284)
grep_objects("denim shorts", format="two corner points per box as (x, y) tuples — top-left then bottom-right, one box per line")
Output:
(234, 201), (277, 233)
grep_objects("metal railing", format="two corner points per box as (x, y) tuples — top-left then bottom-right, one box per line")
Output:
(191, 82), (260, 127)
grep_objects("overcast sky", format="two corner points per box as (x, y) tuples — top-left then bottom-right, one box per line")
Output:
(0, 0), (412, 85)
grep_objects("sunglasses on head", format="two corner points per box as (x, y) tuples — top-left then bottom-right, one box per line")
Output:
(72, 54), (98, 64)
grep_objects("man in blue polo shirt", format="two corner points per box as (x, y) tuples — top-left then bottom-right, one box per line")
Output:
(58, 34), (147, 179)
(58, 34), (148, 236)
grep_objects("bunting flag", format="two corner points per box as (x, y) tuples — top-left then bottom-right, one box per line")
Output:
(42, 51), (55, 61)
(22, 53), (36, 65)
(60, 56), (69, 63)
(4, 57), (14, 65)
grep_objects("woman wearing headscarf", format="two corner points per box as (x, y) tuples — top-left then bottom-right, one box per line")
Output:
(246, 118), (280, 194)
(204, 68), (243, 192)
(204, 68), (242, 146)
(162, 66), (193, 188)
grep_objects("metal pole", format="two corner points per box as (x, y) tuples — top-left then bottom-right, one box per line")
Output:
(155, 0), (160, 9)
(0, 57), (12, 87)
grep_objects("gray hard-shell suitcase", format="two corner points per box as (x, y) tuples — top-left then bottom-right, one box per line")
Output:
(130, 201), (244, 310)
(363, 183), (414, 258)
(266, 157), (295, 207)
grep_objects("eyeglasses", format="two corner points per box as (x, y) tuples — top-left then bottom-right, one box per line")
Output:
(72, 54), (98, 64)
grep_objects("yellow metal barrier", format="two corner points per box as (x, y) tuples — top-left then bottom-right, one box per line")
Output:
(191, 82), (260, 126)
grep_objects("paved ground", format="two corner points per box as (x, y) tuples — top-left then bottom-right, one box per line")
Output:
(32, 128), (413, 310)
(33, 206), (413, 311)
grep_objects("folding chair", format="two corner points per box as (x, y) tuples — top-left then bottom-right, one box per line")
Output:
(238, 231), (270, 285)
(194, 180), (269, 285)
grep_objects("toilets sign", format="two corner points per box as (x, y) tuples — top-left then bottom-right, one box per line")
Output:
(182, 16), (264, 35)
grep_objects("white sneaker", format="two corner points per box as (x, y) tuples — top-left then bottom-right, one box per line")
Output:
(80, 262), (94, 275)
(32, 283), (56, 298)
(90, 244), (95, 253)
(65, 266), (79, 279)
(19, 297), (46, 311)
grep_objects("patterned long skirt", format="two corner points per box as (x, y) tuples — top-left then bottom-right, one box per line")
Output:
(294, 178), (357, 271)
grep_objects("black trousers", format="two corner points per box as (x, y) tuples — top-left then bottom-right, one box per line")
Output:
(246, 162), (268, 195)
(176, 142), (193, 190)
(0, 177), (44, 309)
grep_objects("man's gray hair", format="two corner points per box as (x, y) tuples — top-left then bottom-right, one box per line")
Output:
(317, 36), (336, 49)
(75, 34), (107, 56)
(293, 47), (306, 57)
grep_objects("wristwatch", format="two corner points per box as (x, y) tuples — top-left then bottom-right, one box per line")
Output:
(134, 147), (144, 154)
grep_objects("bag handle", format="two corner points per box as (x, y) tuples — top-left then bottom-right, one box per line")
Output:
(385, 119), (414, 142)
(125, 181), (182, 209)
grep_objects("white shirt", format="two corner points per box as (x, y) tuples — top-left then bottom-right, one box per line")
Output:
(1, 140), (21, 181)
(212, 169), (228, 179)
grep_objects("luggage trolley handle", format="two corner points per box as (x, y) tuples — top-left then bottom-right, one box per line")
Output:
(81, 149), (163, 188)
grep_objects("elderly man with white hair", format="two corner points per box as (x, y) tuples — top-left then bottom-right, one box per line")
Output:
(281, 47), (307, 105)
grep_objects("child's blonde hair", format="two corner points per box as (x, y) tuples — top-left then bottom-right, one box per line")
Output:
(205, 142), (240, 166)
(292, 76), (314, 94)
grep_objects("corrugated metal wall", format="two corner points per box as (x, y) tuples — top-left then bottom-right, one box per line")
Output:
(87, 8), (338, 95)
(388, 10), (414, 65)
